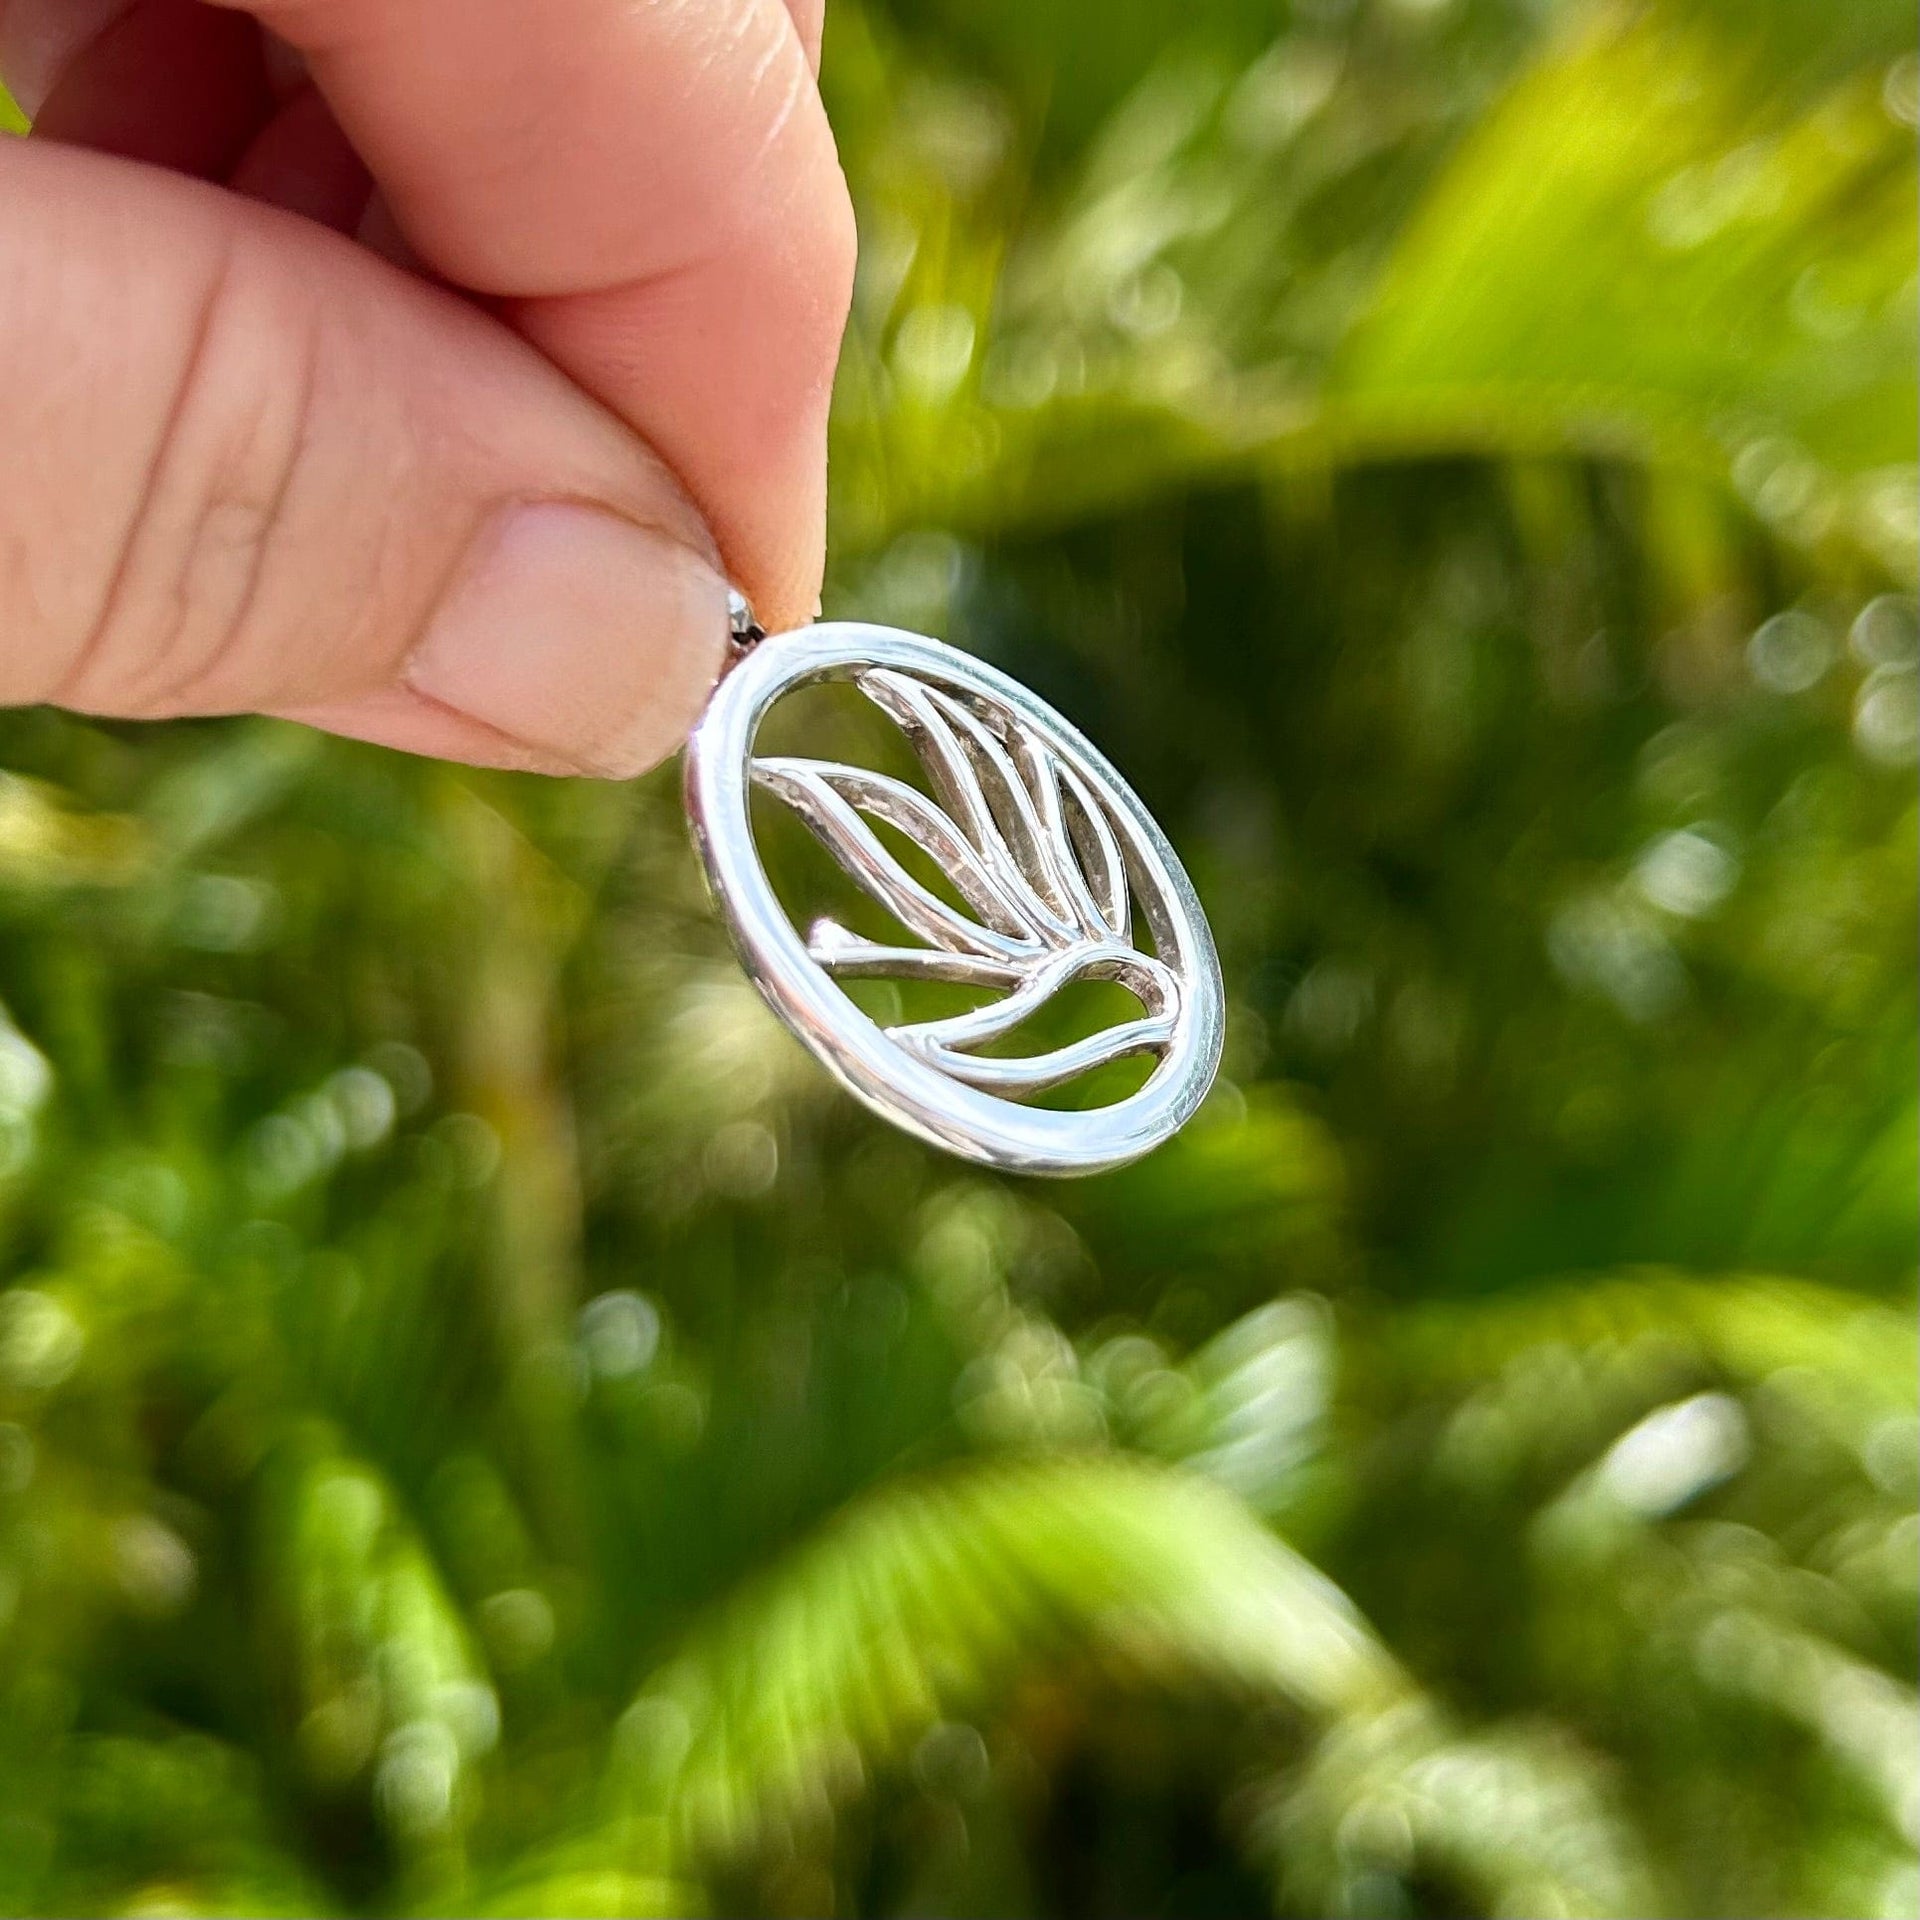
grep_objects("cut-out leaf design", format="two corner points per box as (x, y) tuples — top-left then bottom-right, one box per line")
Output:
(752, 670), (1180, 1098)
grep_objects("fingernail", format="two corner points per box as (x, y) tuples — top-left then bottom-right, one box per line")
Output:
(406, 502), (729, 778)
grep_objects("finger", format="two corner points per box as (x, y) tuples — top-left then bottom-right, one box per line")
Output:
(0, 1), (819, 120)
(228, 82), (371, 230)
(8, 0), (273, 178)
(221, 0), (856, 632)
(0, 137), (729, 777)
(0, 2), (369, 230)
(783, 0), (825, 72)
(0, 0), (125, 114)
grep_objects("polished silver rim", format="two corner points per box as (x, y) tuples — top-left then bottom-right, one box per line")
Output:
(684, 623), (1223, 1175)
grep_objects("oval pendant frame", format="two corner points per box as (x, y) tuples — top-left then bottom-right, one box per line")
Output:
(684, 623), (1223, 1175)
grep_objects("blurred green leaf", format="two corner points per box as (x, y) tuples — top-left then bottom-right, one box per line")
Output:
(630, 1454), (1398, 1862)
(1333, 5), (1917, 548)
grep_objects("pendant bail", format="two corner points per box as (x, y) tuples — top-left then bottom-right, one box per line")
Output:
(726, 588), (766, 660)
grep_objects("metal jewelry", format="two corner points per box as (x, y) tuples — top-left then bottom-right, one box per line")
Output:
(683, 603), (1222, 1175)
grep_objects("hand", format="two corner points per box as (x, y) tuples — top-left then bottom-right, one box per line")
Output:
(0, 0), (854, 775)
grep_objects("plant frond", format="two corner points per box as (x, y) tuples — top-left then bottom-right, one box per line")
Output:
(253, 1434), (498, 1869)
(613, 1455), (1401, 1868)
(1387, 1269), (1917, 1431)
(1253, 1703), (1662, 1920)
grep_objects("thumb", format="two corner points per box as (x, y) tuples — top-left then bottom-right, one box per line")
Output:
(0, 137), (730, 777)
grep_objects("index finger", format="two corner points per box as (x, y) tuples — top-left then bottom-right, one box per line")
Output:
(227, 0), (855, 630)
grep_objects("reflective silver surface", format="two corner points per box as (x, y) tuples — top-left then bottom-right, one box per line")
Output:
(684, 623), (1223, 1175)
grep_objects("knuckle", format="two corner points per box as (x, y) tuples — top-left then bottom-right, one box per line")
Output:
(63, 254), (317, 719)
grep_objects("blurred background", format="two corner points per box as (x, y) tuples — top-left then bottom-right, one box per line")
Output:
(0, 0), (1916, 1913)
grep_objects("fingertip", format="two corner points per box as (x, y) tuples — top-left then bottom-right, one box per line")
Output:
(402, 500), (730, 779)
(781, 0), (826, 74)
(272, 686), (586, 773)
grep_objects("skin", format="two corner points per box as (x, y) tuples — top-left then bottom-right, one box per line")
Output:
(0, 0), (854, 775)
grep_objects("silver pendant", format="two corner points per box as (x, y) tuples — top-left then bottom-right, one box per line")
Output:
(683, 610), (1223, 1175)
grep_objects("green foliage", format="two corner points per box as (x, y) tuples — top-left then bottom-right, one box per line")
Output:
(0, 0), (1915, 1913)
(1340, 3), (1917, 494)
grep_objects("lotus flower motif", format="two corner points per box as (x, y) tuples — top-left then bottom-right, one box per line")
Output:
(687, 623), (1220, 1170)
(753, 669), (1182, 1098)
